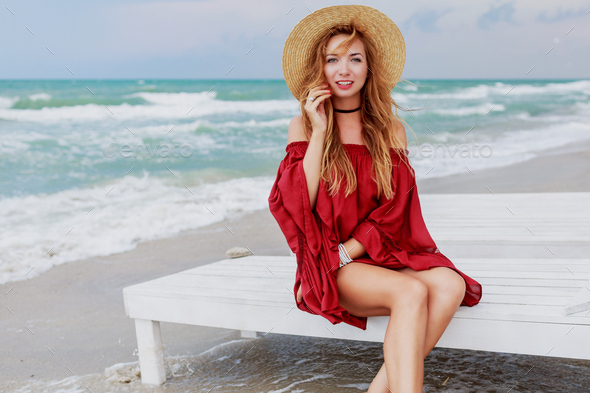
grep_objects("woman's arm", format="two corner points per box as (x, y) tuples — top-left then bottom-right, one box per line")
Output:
(289, 84), (330, 211)
(287, 115), (325, 211)
(341, 237), (367, 260)
(303, 131), (325, 210)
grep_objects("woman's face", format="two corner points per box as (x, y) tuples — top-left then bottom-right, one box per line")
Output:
(323, 34), (368, 99)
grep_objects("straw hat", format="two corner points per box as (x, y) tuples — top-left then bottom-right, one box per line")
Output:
(282, 5), (406, 99)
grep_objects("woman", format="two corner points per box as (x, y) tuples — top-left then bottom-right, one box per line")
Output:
(268, 5), (482, 393)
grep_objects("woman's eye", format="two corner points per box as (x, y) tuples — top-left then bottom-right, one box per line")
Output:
(327, 58), (362, 63)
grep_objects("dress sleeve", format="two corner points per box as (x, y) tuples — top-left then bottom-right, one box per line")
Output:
(268, 142), (369, 330)
(267, 143), (322, 258)
(349, 151), (436, 263)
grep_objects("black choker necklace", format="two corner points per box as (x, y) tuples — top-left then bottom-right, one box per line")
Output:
(333, 106), (361, 113)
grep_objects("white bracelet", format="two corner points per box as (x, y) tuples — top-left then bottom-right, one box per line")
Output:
(338, 243), (351, 262)
(338, 250), (349, 264)
(338, 243), (353, 267)
(340, 243), (353, 261)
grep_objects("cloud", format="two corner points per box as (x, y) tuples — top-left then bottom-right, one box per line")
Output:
(402, 8), (453, 33)
(477, 2), (518, 30)
(537, 6), (588, 23)
(103, 0), (286, 57)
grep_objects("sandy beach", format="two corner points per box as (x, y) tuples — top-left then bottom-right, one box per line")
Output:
(2, 139), (589, 392)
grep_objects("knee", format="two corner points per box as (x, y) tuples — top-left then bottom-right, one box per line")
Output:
(393, 278), (429, 309)
(436, 269), (466, 306)
(451, 272), (467, 304)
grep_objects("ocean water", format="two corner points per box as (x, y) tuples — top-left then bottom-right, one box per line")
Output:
(1, 79), (590, 284)
(4, 335), (590, 392)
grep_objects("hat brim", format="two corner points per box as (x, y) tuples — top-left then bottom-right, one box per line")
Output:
(282, 5), (406, 99)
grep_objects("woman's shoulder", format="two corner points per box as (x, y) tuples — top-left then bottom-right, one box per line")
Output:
(392, 117), (407, 150)
(285, 115), (310, 153)
(287, 115), (309, 144)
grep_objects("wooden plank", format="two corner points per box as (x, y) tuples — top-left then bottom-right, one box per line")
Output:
(179, 263), (590, 281)
(191, 266), (587, 280)
(146, 272), (589, 290)
(131, 273), (582, 297)
(457, 265), (590, 273)
(419, 192), (589, 208)
(193, 261), (590, 274)
(125, 284), (292, 303)
(124, 282), (573, 308)
(123, 285), (590, 321)
(479, 293), (573, 306)
(459, 271), (588, 279)
(210, 256), (588, 264)
(482, 285), (579, 296)
(125, 290), (290, 308)
(207, 257), (590, 273)
(454, 303), (590, 318)
(134, 275), (289, 292)
(127, 269), (588, 293)
(565, 279), (590, 315)
(419, 193), (590, 242)
(465, 277), (586, 288)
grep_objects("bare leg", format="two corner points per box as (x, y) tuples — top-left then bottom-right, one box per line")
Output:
(366, 363), (387, 393)
(383, 279), (428, 392)
(364, 266), (467, 393)
(337, 263), (429, 393)
(398, 266), (466, 355)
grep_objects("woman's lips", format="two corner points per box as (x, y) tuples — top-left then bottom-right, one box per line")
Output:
(335, 81), (353, 90)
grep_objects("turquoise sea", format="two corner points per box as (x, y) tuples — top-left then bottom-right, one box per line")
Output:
(1, 79), (590, 285)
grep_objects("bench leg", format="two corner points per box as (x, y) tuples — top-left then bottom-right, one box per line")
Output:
(134, 319), (166, 386)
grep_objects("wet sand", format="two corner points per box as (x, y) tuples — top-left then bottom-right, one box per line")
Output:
(1, 139), (589, 392)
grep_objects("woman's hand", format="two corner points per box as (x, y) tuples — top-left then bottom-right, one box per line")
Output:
(296, 285), (303, 304)
(304, 83), (331, 133)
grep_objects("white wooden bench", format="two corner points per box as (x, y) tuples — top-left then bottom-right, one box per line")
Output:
(420, 192), (590, 259)
(123, 192), (590, 386)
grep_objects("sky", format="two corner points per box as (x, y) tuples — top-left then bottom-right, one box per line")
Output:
(1, 0), (589, 79)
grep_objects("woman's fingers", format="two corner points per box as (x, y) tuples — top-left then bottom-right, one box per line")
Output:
(310, 93), (331, 113)
(304, 84), (331, 132)
(306, 90), (330, 106)
(308, 89), (331, 102)
(313, 92), (331, 103)
(306, 91), (331, 111)
(307, 83), (330, 101)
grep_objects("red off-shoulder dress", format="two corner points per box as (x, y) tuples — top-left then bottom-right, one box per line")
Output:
(268, 141), (482, 330)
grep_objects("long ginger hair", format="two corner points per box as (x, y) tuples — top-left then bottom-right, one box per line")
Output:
(297, 22), (418, 200)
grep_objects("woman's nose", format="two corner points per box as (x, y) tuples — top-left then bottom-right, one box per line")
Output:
(339, 64), (351, 75)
